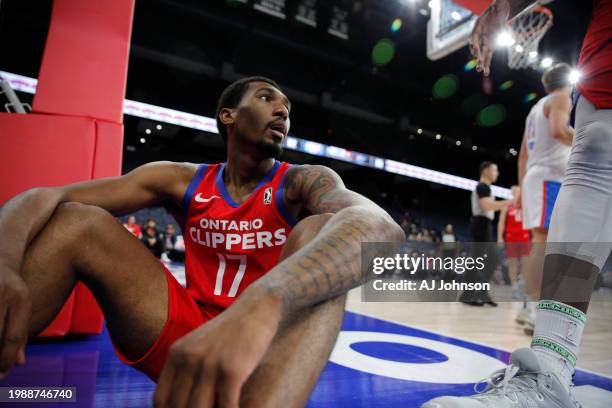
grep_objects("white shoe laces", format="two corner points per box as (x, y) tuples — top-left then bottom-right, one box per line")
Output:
(474, 364), (541, 398)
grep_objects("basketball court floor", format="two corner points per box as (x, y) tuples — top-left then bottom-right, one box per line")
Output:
(1, 263), (610, 407)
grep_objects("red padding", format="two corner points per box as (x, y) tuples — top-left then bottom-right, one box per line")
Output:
(0, 113), (124, 336)
(455, 0), (491, 15)
(0, 113), (95, 202)
(32, 0), (135, 123)
(93, 121), (124, 179)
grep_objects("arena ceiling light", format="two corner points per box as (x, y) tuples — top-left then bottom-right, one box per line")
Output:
(496, 31), (515, 47)
(540, 57), (553, 68)
(569, 69), (581, 84)
(0, 70), (511, 199)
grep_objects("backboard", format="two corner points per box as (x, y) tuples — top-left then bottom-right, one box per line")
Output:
(427, 0), (490, 61)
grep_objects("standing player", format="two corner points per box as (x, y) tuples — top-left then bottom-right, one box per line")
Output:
(497, 185), (530, 301)
(0, 77), (405, 408)
(518, 64), (573, 333)
(423, 0), (612, 406)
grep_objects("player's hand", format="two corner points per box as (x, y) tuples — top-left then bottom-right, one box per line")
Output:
(470, 0), (511, 76)
(0, 268), (30, 379)
(153, 289), (281, 408)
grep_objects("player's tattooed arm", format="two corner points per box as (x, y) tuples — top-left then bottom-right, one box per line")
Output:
(255, 165), (406, 320)
(282, 164), (375, 215)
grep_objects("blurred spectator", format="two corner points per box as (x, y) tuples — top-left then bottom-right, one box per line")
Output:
(144, 218), (158, 233)
(141, 225), (163, 258)
(408, 224), (421, 241)
(440, 224), (458, 257)
(122, 215), (142, 238)
(400, 214), (412, 236)
(161, 224), (183, 263)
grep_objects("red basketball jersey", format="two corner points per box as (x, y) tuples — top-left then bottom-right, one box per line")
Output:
(182, 161), (297, 309)
(504, 203), (530, 243)
(577, 0), (612, 109)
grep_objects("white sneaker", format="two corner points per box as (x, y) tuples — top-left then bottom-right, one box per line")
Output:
(421, 348), (580, 408)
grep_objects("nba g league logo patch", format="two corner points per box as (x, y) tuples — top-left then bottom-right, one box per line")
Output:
(264, 187), (273, 205)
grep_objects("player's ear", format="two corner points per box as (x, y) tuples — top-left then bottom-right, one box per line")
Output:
(219, 107), (236, 126)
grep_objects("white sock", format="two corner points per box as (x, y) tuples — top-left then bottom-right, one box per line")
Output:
(531, 300), (586, 391)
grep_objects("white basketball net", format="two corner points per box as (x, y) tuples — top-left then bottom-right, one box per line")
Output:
(507, 7), (553, 70)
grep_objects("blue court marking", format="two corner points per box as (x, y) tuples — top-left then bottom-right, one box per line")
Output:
(1, 311), (610, 407)
(349, 342), (448, 364)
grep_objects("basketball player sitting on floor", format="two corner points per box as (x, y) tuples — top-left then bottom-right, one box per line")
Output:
(0, 76), (405, 408)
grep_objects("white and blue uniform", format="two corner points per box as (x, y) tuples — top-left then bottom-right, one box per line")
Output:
(521, 93), (571, 230)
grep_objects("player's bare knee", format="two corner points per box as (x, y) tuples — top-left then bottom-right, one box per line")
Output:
(54, 202), (110, 231)
(48, 202), (117, 250)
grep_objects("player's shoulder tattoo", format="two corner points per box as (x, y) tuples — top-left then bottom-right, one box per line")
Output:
(283, 164), (351, 214)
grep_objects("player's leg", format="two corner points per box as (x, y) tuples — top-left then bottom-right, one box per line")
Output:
(531, 95), (612, 392)
(421, 96), (612, 408)
(506, 255), (521, 299)
(524, 227), (547, 301)
(20, 202), (170, 361)
(240, 213), (346, 407)
(460, 218), (490, 305)
(520, 227), (547, 332)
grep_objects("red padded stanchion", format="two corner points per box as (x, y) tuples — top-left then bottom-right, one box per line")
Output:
(0, 113), (123, 336)
(0, 114), (95, 198)
(33, 0), (135, 123)
(0, 0), (135, 337)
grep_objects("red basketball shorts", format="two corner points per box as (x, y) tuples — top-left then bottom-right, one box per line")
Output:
(112, 266), (223, 380)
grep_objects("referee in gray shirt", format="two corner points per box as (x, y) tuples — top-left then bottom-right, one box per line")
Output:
(460, 161), (509, 306)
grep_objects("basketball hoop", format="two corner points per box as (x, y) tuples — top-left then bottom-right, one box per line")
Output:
(507, 6), (553, 70)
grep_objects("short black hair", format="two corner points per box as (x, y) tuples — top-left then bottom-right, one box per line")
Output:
(215, 76), (282, 144)
(479, 161), (496, 174)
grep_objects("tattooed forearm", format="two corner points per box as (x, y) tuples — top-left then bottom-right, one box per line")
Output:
(255, 164), (406, 319)
(257, 206), (405, 319)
